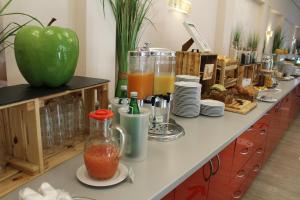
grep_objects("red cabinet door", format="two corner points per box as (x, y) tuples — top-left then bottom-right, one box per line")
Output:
(296, 86), (300, 112)
(231, 128), (256, 176)
(280, 95), (292, 132)
(207, 142), (235, 200)
(175, 163), (210, 200)
(161, 190), (175, 200)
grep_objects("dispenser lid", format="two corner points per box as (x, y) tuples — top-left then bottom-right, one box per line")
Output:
(128, 43), (175, 57)
(89, 109), (114, 121)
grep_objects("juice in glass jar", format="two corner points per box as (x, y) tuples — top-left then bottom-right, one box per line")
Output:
(84, 144), (119, 180)
(128, 72), (154, 99)
(154, 73), (175, 95)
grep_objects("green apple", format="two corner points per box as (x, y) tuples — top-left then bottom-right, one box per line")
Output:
(14, 21), (79, 87)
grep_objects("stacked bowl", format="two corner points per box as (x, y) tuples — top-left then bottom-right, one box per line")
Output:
(172, 82), (202, 118)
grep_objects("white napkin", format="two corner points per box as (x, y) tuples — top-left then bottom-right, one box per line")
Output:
(39, 183), (58, 200)
(19, 188), (44, 200)
(19, 183), (73, 200)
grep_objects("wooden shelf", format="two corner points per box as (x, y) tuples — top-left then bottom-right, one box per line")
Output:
(44, 142), (84, 172)
(0, 76), (109, 108)
(0, 76), (109, 197)
(0, 167), (19, 182)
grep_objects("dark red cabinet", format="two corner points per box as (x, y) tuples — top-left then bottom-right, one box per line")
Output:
(174, 163), (210, 200)
(207, 142), (235, 200)
(161, 190), (175, 200)
(161, 85), (300, 200)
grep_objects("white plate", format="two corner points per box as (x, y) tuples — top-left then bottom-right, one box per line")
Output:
(76, 163), (128, 187)
(258, 88), (281, 95)
(201, 99), (225, 108)
(257, 96), (278, 103)
(281, 76), (295, 81)
(175, 81), (202, 88)
(176, 75), (200, 80)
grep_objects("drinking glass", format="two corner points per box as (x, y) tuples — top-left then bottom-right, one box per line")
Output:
(49, 100), (65, 148)
(63, 97), (75, 147)
(74, 95), (86, 140)
(40, 106), (54, 154)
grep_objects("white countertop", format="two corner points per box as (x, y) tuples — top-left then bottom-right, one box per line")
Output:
(2, 78), (300, 200)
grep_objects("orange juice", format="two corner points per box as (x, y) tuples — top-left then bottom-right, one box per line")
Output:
(128, 72), (154, 99)
(154, 74), (175, 95)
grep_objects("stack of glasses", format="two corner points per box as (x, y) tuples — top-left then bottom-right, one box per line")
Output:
(40, 94), (85, 155)
(172, 82), (202, 118)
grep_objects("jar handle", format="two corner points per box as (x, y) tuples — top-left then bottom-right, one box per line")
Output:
(113, 125), (127, 157)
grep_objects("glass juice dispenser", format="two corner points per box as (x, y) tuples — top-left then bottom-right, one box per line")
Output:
(128, 47), (155, 100)
(128, 45), (176, 99)
(151, 48), (176, 95)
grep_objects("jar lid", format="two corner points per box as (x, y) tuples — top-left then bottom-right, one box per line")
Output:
(128, 45), (175, 57)
(89, 109), (114, 121)
(149, 48), (176, 57)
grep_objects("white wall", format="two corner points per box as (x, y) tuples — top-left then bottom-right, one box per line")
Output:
(282, 18), (295, 49)
(215, 0), (300, 56)
(232, 0), (263, 46)
(264, 10), (284, 54)
(141, 0), (218, 51)
(85, 0), (116, 98)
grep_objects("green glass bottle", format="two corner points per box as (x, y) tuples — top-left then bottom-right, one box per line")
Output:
(119, 85), (128, 105)
(128, 91), (140, 114)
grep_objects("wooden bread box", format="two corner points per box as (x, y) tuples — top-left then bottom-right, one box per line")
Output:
(176, 51), (218, 93)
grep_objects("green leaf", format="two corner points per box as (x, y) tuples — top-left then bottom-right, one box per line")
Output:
(0, 0), (13, 14)
(99, 0), (153, 97)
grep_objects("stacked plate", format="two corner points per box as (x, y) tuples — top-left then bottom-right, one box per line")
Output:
(200, 99), (225, 117)
(172, 82), (201, 118)
(176, 75), (200, 83)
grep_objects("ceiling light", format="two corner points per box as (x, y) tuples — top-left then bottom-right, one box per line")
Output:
(168, 0), (192, 14)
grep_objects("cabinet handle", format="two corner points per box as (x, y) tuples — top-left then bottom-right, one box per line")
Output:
(256, 148), (264, 155)
(240, 148), (250, 155)
(253, 164), (261, 173)
(203, 160), (213, 182)
(259, 130), (266, 135)
(212, 154), (221, 176)
(247, 128), (253, 132)
(232, 191), (242, 199)
(237, 169), (246, 178)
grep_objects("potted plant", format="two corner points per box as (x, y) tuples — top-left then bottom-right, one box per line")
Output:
(272, 27), (285, 54)
(100, 0), (153, 97)
(230, 25), (243, 61)
(247, 32), (260, 63)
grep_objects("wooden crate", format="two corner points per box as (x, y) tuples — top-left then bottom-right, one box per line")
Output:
(238, 64), (259, 86)
(216, 60), (239, 88)
(176, 51), (217, 93)
(0, 76), (109, 197)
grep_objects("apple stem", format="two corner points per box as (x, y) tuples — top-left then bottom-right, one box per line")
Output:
(47, 18), (57, 26)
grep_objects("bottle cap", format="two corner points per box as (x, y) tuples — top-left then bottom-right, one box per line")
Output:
(121, 85), (128, 90)
(89, 109), (114, 121)
(130, 91), (138, 98)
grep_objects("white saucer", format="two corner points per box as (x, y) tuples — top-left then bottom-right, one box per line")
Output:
(281, 76), (295, 81)
(76, 163), (128, 187)
(257, 96), (278, 103)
